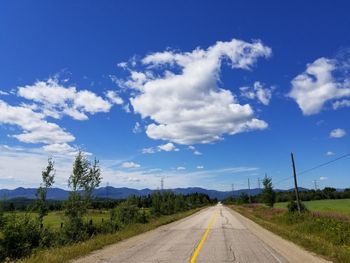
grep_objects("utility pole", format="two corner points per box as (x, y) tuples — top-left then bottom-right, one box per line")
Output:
(248, 178), (251, 203)
(231, 184), (234, 197)
(161, 177), (164, 191)
(291, 152), (301, 213)
(258, 177), (261, 189)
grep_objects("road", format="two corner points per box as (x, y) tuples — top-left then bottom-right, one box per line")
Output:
(74, 204), (330, 263)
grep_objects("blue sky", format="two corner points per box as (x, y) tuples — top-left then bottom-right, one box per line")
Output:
(0, 1), (350, 191)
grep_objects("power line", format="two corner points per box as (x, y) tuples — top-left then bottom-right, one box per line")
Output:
(298, 152), (350, 176)
(274, 151), (350, 186)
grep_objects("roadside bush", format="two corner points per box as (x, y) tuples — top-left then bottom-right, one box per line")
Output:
(112, 202), (146, 226)
(0, 214), (41, 260)
(61, 217), (88, 244)
(287, 200), (308, 213)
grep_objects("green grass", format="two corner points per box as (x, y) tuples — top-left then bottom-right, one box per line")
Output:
(4, 210), (111, 230)
(18, 207), (207, 263)
(230, 204), (350, 262)
(275, 199), (350, 214)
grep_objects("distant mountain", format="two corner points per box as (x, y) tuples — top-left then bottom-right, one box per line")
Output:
(0, 186), (309, 201)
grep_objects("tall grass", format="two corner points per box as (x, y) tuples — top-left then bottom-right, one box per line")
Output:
(230, 205), (350, 262)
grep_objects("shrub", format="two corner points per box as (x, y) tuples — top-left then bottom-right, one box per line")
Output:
(0, 214), (41, 260)
(287, 200), (308, 213)
(112, 202), (146, 226)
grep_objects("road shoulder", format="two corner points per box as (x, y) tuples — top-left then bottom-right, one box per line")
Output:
(226, 206), (331, 263)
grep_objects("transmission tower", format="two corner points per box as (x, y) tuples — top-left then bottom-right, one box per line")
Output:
(161, 177), (164, 191)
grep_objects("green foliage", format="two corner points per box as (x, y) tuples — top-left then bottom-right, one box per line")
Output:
(287, 200), (308, 213)
(111, 202), (145, 226)
(0, 214), (41, 261)
(260, 176), (276, 207)
(239, 192), (250, 204)
(64, 152), (102, 241)
(36, 158), (55, 224)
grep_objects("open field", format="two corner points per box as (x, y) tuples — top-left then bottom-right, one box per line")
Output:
(4, 210), (111, 230)
(275, 199), (350, 214)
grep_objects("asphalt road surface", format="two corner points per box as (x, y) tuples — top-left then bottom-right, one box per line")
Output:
(74, 204), (330, 263)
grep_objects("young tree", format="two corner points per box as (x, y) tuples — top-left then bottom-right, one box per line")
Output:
(261, 175), (276, 207)
(65, 151), (102, 219)
(36, 158), (55, 225)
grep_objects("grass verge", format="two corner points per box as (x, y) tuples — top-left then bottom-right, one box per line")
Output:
(229, 204), (350, 263)
(19, 207), (206, 263)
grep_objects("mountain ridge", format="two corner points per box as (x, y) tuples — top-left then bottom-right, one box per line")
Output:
(0, 186), (311, 200)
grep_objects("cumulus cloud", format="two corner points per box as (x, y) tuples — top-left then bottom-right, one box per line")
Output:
(325, 151), (335, 156)
(17, 78), (112, 121)
(142, 142), (179, 154)
(106, 90), (123, 105)
(177, 166), (186, 170)
(319, 176), (328, 181)
(121, 161), (141, 168)
(329, 128), (346, 138)
(0, 90), (9, 95)
(240, 81), (273, 105)
(0, 100), (75, 144)
(333, 99), (350, 110)
(158, 142), (178, 152)
(118, 39), (271, 145)
(197, 165), (204, 169)
(42, 143), (78, 155)
(289, 57), (350, 115)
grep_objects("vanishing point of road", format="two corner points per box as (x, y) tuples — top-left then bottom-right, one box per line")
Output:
(74, 204), (330, 263)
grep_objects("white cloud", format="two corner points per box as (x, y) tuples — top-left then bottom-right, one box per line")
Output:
(188, 145), (202, 155)
(325, 151), (335, 156)
(333, 99), (350, 110)
(132, 122), (142, 133)
(142, 142), (179, 154)
(121, 161), (141, 168)
(158, 142), (177, 152)
(141, 147), (157, 154)
(0, 145), (260, 191)
(106, 90), (123, 105)
(0, 99), (75, 144)
(197, 165), (204, 169)
(0, 90), (9, 96)
(17, 78), (112, 121)
(119, 39), (271, 145)
(240, 81), (273, 105)
(42, 143), (78, 155)
(289, 57), (350, 115)
(329, 128), (346, 138)
(177, 166), (186, 170)
(319, 176), (328, 181)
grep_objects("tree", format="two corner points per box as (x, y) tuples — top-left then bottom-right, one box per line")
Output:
(64, 151), (102, 241)
(261, 175), (276, 207)
(36, 158), (55, 225)
(65, 151), (102, 218)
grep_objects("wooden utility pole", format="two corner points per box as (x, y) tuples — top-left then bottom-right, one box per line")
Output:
(291, 152), (301, 213)
(248, 178), (251, 203)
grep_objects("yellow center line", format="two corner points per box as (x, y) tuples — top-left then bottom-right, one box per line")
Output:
(189, 207), (218, 263)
